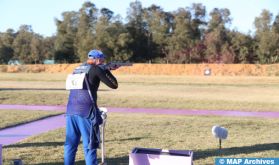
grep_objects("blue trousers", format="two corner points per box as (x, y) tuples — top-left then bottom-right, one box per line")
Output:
(64, 115), (97, 165)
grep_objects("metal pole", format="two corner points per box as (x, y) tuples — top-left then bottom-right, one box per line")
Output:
(219, 139), (222, 150)
(101, 122), (106, 164)
(99, 108), (108, 165)
(0, 144), (2, 165)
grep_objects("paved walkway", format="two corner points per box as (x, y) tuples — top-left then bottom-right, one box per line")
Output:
(0, 104), (65, 111)
(0, 104), (278, 146)
(0, 114), (65, 146)
(108, 107), (279, 118)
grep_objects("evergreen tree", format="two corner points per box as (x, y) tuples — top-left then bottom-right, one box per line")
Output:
(55, 11), (79, 63)
(95, 8), (133, 61)
(142, 5), (172, 62)
(42, 36), (56, 60)
(12, 25), (34, 63)
(166, 7), (192, 63)
(204, 8), (233, 63)
(0, 45), (13, 64)
(2, 0), (279, 65)
(126, 1), (148, 62)
(166, 3), (206, 63)
(75, 2), (98, 61)
(30, 34), (44, 64)
(0, 29), (15, 64)
(254, 9), (279, 63)
(230, 31), (256, 63)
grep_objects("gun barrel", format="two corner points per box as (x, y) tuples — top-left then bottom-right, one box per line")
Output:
(108, 62), (133, 67)
(102, 62), (133, 70)
(114, 63), (133, 66)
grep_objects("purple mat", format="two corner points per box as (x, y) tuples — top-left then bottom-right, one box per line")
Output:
(0, 115), (65, 146)
(0, 104), (65, 111)
(0, 104), (279, 118)
(108, 107), (279, 118)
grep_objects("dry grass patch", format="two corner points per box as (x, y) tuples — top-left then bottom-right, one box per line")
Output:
(1, 73), (279, 111)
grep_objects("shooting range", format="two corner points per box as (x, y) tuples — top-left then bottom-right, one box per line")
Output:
(0, 0), (279, 165)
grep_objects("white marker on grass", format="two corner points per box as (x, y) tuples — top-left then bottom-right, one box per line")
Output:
(212, 125), (228, 149)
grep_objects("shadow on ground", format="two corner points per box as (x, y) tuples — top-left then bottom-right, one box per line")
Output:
(33, 156), (129, 165)
(5, 142), (278, 164)
(5, 142), (68, 148)
(4, 136), (146, 148)
(194, 143), (279, 160)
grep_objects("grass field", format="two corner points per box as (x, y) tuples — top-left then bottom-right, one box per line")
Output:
(2, 113), (279, 165)
(0, 73), (279, 164)
(1, 73), (279, 111)
(0, 110), (63, 129)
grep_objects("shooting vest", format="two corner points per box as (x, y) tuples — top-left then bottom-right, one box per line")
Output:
(66, 63), (94, 118)
(66, 63), (103, 149)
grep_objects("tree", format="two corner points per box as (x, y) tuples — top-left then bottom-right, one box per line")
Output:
(0, 28), (15, 64)
(188, 3), (207, 40)
(204, 8), (232, 63)
(55, 11), (79, 63)
(95, 9), (133, 61)
(42, 36), (56, 60)
(166, 3), (206, 63)
(273, 14), (279, 33)
(126, 1), (148, 62)
(254, 9), (279, 63)
(142, 5), (172, 61)
(207, 8), (231, 32)
(75, 2), (98, 61)
(230, 31), (256, 63)
(0, 45), (13, 64)
(1, 29), (15, 48)
(272, 13), (279, 61)
(30, 34), (44, 64)
(166, 7), (192, 63)
(12, 25), (34, 63)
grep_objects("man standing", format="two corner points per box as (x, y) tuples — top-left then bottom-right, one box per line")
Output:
(64, 49), (118, 165)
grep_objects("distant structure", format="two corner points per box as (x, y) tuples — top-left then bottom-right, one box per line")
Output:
(8, 59), (21, 65)
(43, 59), (55, 64)
(204, 67), (211, 76)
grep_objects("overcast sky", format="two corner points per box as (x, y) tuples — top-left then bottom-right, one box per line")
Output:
(0, 0), (278, 37)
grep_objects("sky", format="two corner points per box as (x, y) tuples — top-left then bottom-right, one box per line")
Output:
(0, 0), (278, 37)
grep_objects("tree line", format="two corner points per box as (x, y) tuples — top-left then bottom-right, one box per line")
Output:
(0, 1), (279, 64)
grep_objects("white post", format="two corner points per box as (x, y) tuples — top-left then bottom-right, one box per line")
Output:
(101, 123), (106, 164)
(99, 107), (108, 165)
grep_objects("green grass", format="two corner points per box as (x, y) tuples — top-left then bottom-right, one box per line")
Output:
(2, 113), (279, 165)
(1, 73), (279, 111)
(0, 110), (63, 129)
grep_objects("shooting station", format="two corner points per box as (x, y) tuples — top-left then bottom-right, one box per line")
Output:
(129, 148), (193, 165)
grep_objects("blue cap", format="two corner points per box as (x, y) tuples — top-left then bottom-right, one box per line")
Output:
(88, 49), (105, 59)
